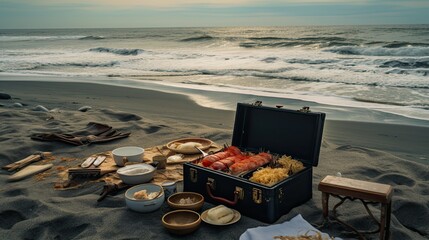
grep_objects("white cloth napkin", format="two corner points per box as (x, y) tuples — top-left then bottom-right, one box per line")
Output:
(239, 214), (342, 240)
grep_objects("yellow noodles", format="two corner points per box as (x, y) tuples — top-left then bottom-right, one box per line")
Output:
(249, 155), (305, 186)
(249, 167), (289, 186)
(278, 155), (305, 174)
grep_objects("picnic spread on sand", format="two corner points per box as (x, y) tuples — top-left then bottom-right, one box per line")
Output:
(2, 103), (397, 240)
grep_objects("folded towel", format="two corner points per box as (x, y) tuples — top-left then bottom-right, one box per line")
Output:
(31, 122), (130, 145)
(240, 214), (341, 240)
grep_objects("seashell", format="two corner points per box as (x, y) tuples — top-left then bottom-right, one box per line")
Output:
(78, 106), (92, 112)
(33, 105), (49, 112)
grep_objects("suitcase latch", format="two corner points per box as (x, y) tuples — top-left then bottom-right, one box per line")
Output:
(298, 106), (311, 113)
(235, 187), (244, 200)
(190, 168), (198, 183)
(207, 178), (215, 189)
(252, 188), (263, 204)
(278, 188), (284, 201)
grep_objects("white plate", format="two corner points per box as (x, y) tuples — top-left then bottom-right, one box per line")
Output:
(201, 208), (241, 226)
(166, 138), (213, 154)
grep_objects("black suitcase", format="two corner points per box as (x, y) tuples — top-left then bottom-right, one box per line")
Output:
(183, 103), (325, 223)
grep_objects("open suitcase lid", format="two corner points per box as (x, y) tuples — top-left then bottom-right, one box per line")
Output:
(231, 103), (325, 167)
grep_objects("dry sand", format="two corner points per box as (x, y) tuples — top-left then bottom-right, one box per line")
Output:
(0, 80), (428, 240)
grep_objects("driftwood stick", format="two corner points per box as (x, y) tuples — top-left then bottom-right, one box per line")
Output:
(2, 152), (52, 172)
(97, 182), (129, 202)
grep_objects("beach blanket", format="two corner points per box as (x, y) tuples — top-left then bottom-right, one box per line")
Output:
(240, 214), (341, 240)
(54, 143), (222, 190)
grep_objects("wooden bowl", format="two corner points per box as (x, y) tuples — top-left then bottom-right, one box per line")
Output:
(167, 192), (204, 211)
(162, 210), (201, 235)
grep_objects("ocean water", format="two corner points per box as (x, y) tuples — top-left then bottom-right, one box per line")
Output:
(0, 26), (428, 123)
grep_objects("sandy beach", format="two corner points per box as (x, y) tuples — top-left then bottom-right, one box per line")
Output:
(0, 80), (428, 240)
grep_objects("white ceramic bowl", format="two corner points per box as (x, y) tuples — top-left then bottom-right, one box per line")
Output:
(112, 146), (144, 167)
(117, 163), (156, 185)
(125, 184), (164, 213)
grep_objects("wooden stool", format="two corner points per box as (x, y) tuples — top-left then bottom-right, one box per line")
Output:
(318, 175), (393, 240)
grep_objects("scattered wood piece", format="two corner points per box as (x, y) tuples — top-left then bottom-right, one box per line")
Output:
(8, 164), (54, 182)
(2, 152), (52, 172)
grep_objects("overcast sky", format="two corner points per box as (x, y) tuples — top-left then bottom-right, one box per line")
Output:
(0, 0), (428, 29)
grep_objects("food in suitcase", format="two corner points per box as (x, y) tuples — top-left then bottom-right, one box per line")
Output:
(196, 146), (305, 186)
(200, 146), (273, 174)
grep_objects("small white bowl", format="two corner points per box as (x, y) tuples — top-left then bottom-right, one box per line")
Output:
(112, 146), (144, 167)
(125, 184), (164, 213)
(117, 163), (156, 185)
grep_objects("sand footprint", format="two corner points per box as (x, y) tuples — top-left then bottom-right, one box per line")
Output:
(100, 109), (142, 121)
(352, 166), (383, 178)
(24, 219), (91, 239)
(0, 210), (27, 229)
(377, 173), (415, 187)
(336, 145), (382, 157)
(143, 125), (162, 134)
(3, 188), (29, 197)
(393, 200), (429, 236)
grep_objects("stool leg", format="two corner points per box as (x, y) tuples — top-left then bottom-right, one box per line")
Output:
(385, 201), (392, 240)
(380, 203), (388, 240)
(322, 192), (329, 219)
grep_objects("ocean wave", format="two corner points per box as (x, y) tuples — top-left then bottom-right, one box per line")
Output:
(180, 35), (215, 42)
(248, 37), (288, 41)
(286, 58), (339, 65)
(384, 68), (429, 77)
(380, 59), (429, 69)
(0, 36), (84, 41)
(261, 57), (278, 63)
(352, 98), (429, 110)
(24, 61), (119, 70)
(79, 36), (105, 40)
(240, 42), (298, 48)
(326, 46), (429, 56)
(89, 47), (143, 56)
(240, 40), (357, 48)
(352, 97), (409, 106)
(382, 41), (429, 48)
(174, 68), (428, 89)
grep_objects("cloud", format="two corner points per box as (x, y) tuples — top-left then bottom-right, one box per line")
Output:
(4, 0), (428, 11)
(0, 0), (376, 9)
(5, 0), (253, 8)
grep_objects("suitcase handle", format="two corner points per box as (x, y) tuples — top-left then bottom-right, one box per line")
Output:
(206, 182), (239, 206)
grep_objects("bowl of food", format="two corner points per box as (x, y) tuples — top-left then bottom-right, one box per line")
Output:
(117, 163), (156, 185)
(112, 146), (144, 167)
(166, 138), (212, 154)
(167, 192), (204, 211)
(125, 183), (164, 213)
(162, 210), (201, 235)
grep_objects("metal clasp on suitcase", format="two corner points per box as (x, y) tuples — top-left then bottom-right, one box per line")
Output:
(252, 188), (263, 204)
(278, 188), (284, 201)
(206, 178), (244, 206)
(190, 168), (198, 183)
(298, 106), (311, 113)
